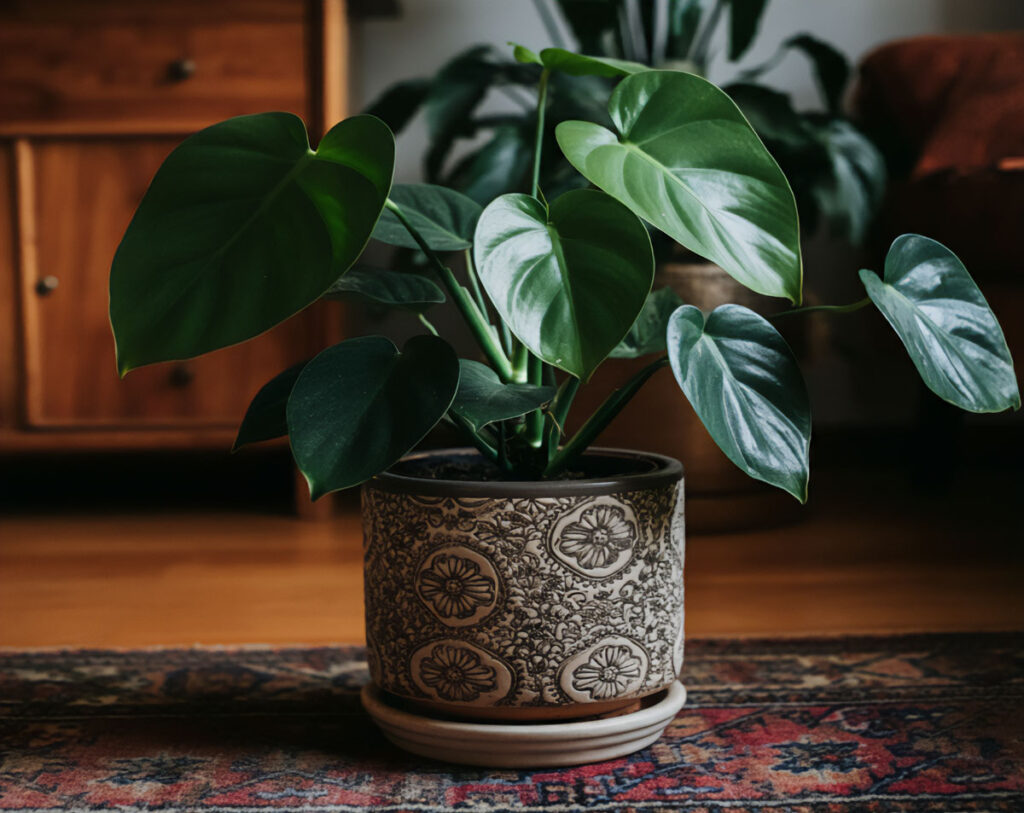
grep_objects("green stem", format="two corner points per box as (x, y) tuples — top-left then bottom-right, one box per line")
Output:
(544, 356), (669, 477)
(463, 248), (488, 316)
(544, 375), (580, 458)
(531, 69), (550, 199)
(526, 354), (545, 447)
(444, 414), (500, 466)
(385, 198), (514, 380)
(512, 342), (529, 383)
(417, 313), (439, 336)
(770, 297), (872, 321)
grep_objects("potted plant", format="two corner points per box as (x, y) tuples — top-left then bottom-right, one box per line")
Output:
(367, 1), (888, 530)
(109, 46), (1018, 767)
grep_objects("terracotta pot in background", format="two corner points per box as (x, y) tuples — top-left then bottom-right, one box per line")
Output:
(569, 261), (806, 533)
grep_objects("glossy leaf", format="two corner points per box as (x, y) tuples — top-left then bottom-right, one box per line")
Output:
(611, 286), (685, 358)
(668, 304), (810, 500)
(288, 335), (459, 498)
(513, 44), (647, 78)
(860, 235), (1020, 413)
(372, 184), (482, 251)
(474, 189), (654, 380)
(556, 70), (803, 303)
(232, 361), (307, 451)
(322, 266), (445, 312)
(450, 360), (556, 434)
(726, 0), (768, 61)
(110, 113), (394, 374)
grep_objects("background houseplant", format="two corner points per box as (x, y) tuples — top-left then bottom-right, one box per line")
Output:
(367, 0), (885, 246)
(109, 46), (1018, 503)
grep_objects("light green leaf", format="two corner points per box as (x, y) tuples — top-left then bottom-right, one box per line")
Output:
(611, 286), (685, 358)
(510, 41), (543, 66)
(668, 304), (810, 500)
(474, 189), (654, 380)
(321, 266), (445, 312)
(556, 70), (802, 302)
(110, 113), (394, 374)
(232, 361), (307, 451)
(287, 335), (459, 498)
(860, 235), (1020, 413)
(450, 360), (556, 433)
(538, 47), (648, 78)
(372, 183), (482, 251)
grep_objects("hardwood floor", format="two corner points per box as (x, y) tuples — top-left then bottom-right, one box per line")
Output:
(2, 456), (1021, 649)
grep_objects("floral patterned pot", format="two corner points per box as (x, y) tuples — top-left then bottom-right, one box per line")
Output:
(361, 448), (685, 722)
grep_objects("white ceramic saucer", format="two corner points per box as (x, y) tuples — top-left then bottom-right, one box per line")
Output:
(361, 681), (687, 768)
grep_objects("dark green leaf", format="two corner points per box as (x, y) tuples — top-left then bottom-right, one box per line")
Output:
(288, 335), (460, 498)
(446, 125), (534, 205)
(450, 359), (556, 433)
(666, 0), (707, 60)
(363, 78), (430, 135)
(232, 361), (307, 451)
(810, 117), (885, 245)
(322, 266), (445, 311)
(554, 0), (622, 56)
(668, 304), (810, 500)
(110, 113), (394, 375)
(372, 183), (483, 251)
(474, 189), (654, 381)
(726, 0), (768, 61)
(425, 46), (500, 140)
(611, 286), (685, 358)
(556, 70), (803, 302)
(536, 47), (647, 78)
(784, 34), (849, 115)
(860, 235), (1020, 413)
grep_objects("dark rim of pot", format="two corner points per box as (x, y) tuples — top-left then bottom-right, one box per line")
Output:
(367, 447), (683, 498)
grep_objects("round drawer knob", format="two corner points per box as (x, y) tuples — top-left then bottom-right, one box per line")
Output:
(35, 276), (59, 296)
(167, 58), (197, 82)
(169, 364), (195, 388)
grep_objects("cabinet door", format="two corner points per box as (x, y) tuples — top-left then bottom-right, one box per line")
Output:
(17, 138), (331, 428)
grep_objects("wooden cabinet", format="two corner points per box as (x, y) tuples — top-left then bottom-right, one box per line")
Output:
(0, 1), (348, 459)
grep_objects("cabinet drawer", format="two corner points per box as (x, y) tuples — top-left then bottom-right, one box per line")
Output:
(0, 1), (308, 134)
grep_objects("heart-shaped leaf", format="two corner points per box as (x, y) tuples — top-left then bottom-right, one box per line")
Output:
(363, 77), (430, 135)
(322, 266), (445, 311)
(450, 360), (556, 434)
(668, 304), (810, 500)
(860, 235), (1020, 413)
(372, 183), (482, 251)
(474, 189), (654, 380)
(512, 42), (647, 78)
(556, 70), (802, 303)
(233, 361), (307, 451)
(110, 113), (394, 374)
(611, 286), (685, 358)
(288, 335), (459, 498)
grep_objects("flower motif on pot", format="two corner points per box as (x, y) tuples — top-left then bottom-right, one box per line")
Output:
(415, 547), (500, 627)
(409, 639), (513, 705)
(549, 498), (639, 578)
(560, 636), (650, 703)
(418, 644), (497, 702)
(571, 644), (644, 700)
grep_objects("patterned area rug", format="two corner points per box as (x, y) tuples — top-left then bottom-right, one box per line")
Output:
(1, 634), (1022, 812)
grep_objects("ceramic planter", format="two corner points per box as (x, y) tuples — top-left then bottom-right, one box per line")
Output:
(361, 448), (685, 723)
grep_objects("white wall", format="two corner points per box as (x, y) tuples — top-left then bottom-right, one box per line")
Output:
(352, 0), (1024, 182)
